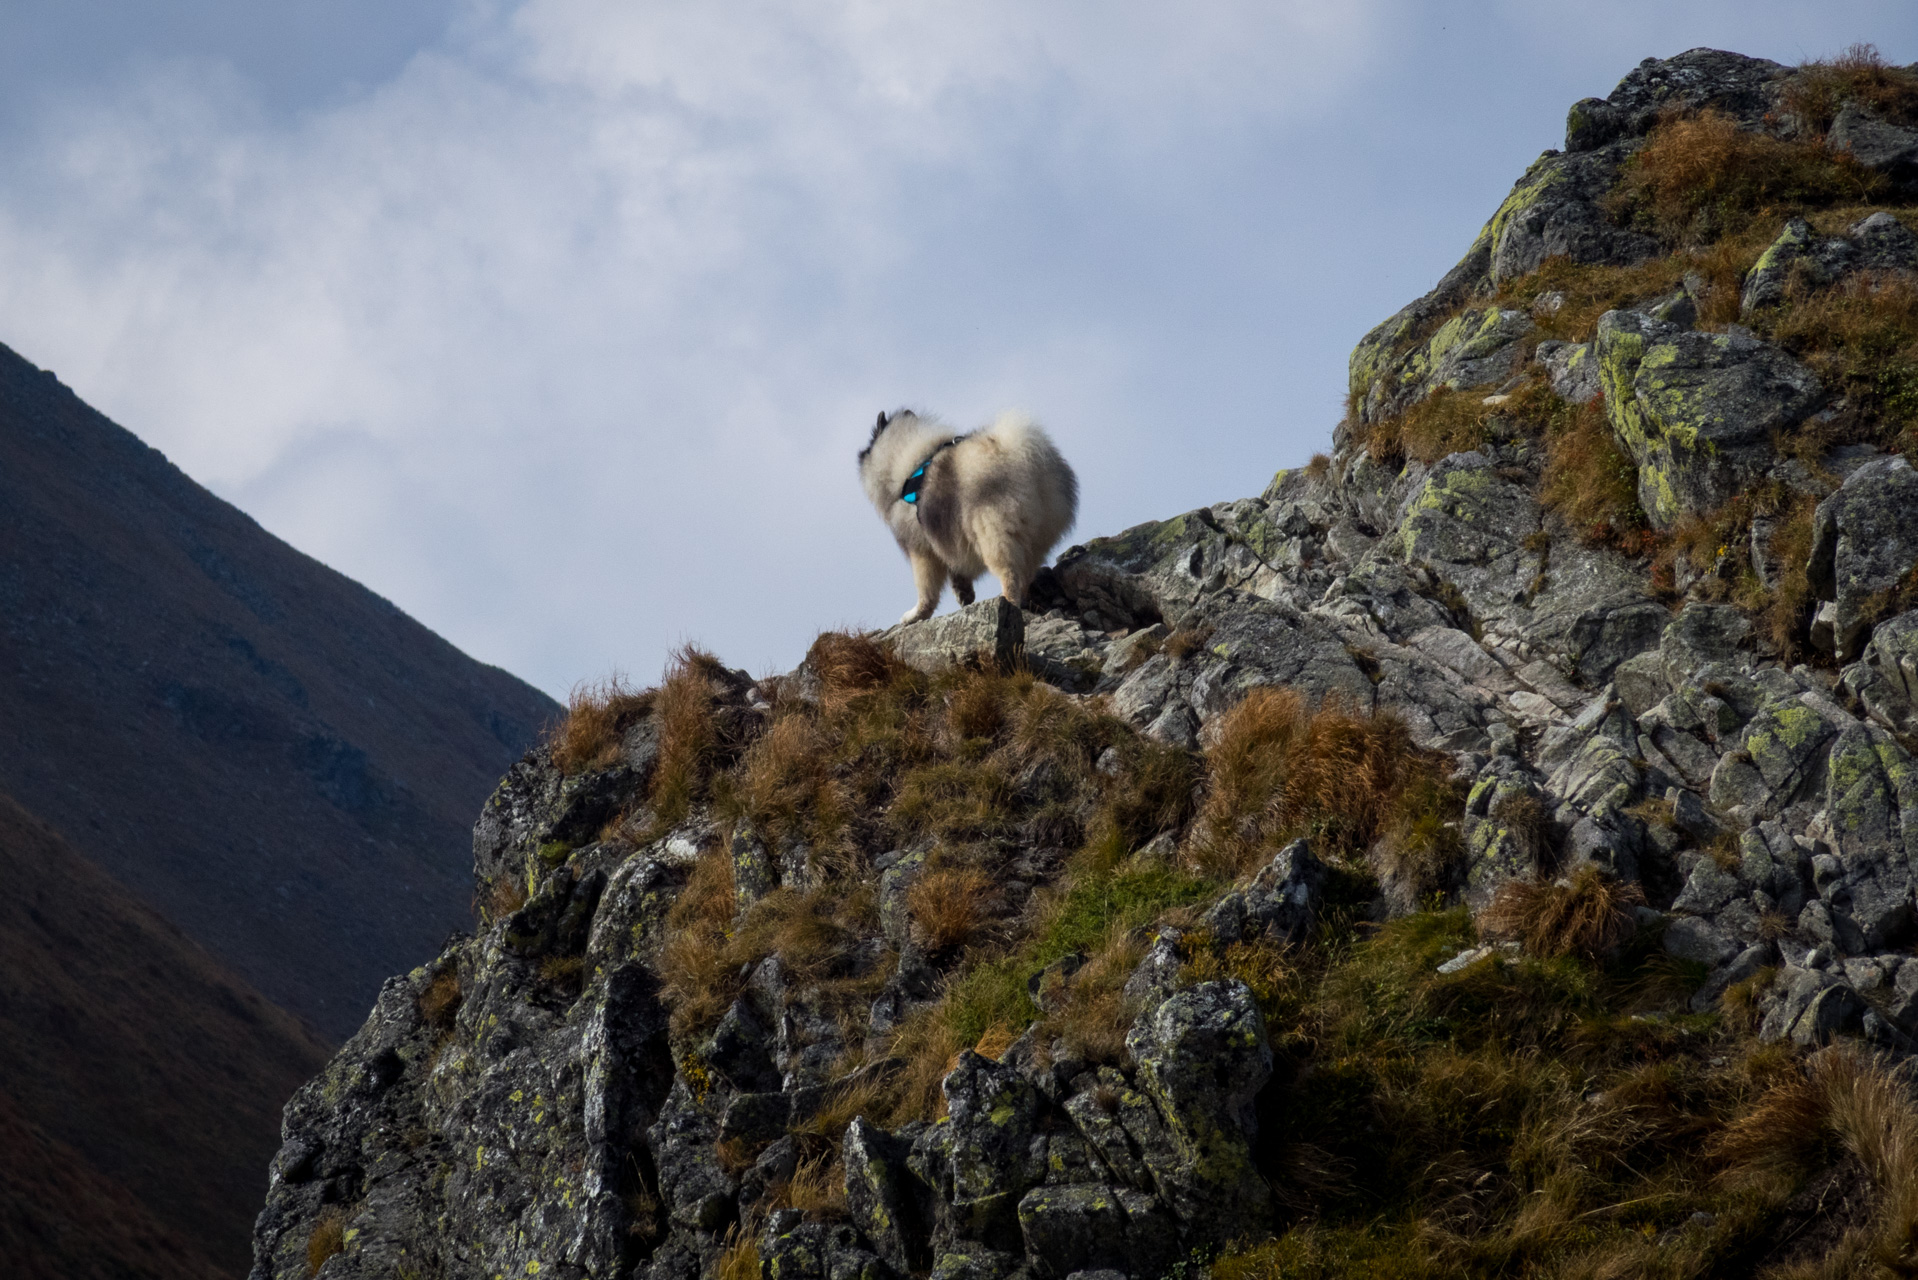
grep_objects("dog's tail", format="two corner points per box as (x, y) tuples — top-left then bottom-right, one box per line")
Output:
(980, 411), (1079, 531)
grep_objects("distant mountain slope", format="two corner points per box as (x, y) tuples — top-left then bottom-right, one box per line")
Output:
(0, 340), (562, 1037)
(0, 786), (330, 1277)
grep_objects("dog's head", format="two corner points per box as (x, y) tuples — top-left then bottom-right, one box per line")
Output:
(858, 408), (915, 465)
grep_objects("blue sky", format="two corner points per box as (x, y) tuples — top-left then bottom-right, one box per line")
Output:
(3, 1), (1914, 698)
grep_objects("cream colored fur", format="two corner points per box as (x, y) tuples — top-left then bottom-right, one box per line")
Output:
(858, 410), (1079, 624)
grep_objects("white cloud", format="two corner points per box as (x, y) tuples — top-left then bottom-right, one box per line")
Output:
(0, 0), (1397, 693)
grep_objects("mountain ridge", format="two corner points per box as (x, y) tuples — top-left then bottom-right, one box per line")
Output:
(248, 46), (1918, 1280)
(0, 340), (563, 1038)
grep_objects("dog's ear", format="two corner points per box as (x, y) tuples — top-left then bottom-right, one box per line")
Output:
(876, 410), (889, 431)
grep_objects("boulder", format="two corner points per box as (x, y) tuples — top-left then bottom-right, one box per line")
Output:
(1851, 210), (1918, 271)
(1740, 218), (1859, 314)
(1818, 722), (1918, 949)
(1757, 966), (1868, 1046)
(1201, 839), (1324, 945)
(1123, 981), (1273, 1244)
(1830, 103), (1918, 192)
(1809, 455), (1918, 661)
(844, 1117), (927, 1275)
(887, 598), (1026, 674)
(1594, 309), (1825, 528)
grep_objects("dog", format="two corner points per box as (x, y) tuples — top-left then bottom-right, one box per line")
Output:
(858, 409), (1079, 624)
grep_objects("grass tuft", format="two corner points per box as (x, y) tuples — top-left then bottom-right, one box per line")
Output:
(1540, 394), (1654, 554)
(1782, 44), (1918, 136)
(305, 1208), (346, 1276)
(1189, 687), (1462, 889)
(1607, 109), (1886, 246)
(1477, 865), (1646, 960)
(549, 676), (655, 775)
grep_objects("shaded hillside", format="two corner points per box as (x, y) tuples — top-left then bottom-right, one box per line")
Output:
(0, 786), (330, 1277)
(0, 341), (561, 1037)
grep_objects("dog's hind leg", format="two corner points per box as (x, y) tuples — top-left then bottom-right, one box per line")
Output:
(902, 549), (946, 624)
(950, 573), (976, 606)
(984, 557), (1028, 610)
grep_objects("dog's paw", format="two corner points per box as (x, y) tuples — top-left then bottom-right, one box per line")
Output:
(900, 606), (933, 625)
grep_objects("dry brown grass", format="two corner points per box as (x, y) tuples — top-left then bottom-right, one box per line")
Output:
(1364, 386), (1498, 465)
(776, 1152), (849, 1220)
(733, 713), (839, 850)
(712, 1228), (761, 1280)
(549, 676), (655, 775)
(883, 1005), (966, 1125)
(659, 839), (883, 1042)
(1189, 687), (1461, 885)
(481, 874), (528, 922)
(1181, 933), (1299, 1025)
(1367, 370), (1617, 466)
(906, 864), (996, 951)
(1540, 395), (1654, 554)
(1709, 1041), (1918, 1273)
(1607, 109), (1887, 245)
(1753, 492), (1820, 661)
(416, 967), (461, 1030)
(1783, 44), (1918, 135)
(1306, 452), (1333, 479)
(1032, 920), (1151, 1065)
(305, 1208), (346, 1276)
(1477, 865), (1645, 960)
(972, 1023), (1018, 1061)
(806, 631), (909, 704)
(1161, 624), (1216, 662)
(538, 954), (585, 985)
(657, 847), (738, 1039)
(648, 647), (729, 831)
(1765, 271), (1918, 442)
(794, 1069), (894, 1141)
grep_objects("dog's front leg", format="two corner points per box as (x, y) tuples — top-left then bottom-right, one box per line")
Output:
(950, 573), (976, 606)
(901, 550), (945, 624)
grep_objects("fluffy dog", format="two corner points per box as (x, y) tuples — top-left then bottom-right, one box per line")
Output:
(858, 409), (1079, 624)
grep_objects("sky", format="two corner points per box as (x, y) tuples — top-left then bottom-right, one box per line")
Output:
(1, 2), (1914, 700)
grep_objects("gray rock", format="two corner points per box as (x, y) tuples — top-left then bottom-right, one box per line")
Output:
(1689, 942), (1774, 1014)
(1123, 981), (1273, 1245)
(1461, 763), (1551, 910)
(1830, 103), (1918, 191)
(887, 598), (1026, 674)
(1819, 722), (1918, 949)
(1740, 218), (1859, 315)
(1758, 966), (1868, 1046)
(649, 1077), (739, 1231)
(1663, 915), (1738, 967)
(1660, 603), (1751, 687)
(1672, 858), (1743, 916)
(1842, 609), (1918, 735)
(1595, 309), (1825, 528)
(879, 846), (930, 949)
(1809, 455), (1918, 661)
(762, 1222), (890, 1280)
(1564, 49), (1787, 150)
(922, 1052), (1045, 1250)
(1015, 1184), (1178, 1280)
(844, 1117), (925, 1275)
(1120, 931), (1188, 1018)
(1612, 650), (1670, 718)
(1538, 340), (1601, 405)
(1202, 839), (1323, 946)
(1851, 210), (1918, 271)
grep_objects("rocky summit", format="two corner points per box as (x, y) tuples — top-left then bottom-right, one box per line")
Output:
(252, 49), (1918, 1280)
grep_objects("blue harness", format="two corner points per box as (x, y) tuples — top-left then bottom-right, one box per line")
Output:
(901, 437), (964, 508)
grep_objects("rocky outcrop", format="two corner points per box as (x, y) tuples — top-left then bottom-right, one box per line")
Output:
(253, 48), (1918, 1280)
